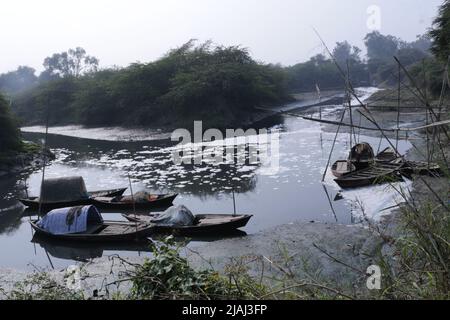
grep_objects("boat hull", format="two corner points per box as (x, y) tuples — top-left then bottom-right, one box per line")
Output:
(19, 188), (127, 211)
(124, 214), (252, 236)
(91, 194), (178, 210)
(30, 220), (153, 242)
(334, 163), (404, 189)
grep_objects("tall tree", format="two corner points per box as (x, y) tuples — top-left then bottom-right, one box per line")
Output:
(332, 41), (362, 65)
(364, 31), (400, 60)
(430, 0), (450, 61)
(0, 66), (37, 94)
(43, 47), (99, 78)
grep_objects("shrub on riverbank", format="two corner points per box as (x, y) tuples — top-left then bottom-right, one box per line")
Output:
(0, 94), (21, 154)
(12, 41), (291, 129)
(127, 237), (267, 300)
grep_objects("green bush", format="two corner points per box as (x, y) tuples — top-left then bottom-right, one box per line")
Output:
(129, 236), (267, 300)
(0, 94), (22, 154)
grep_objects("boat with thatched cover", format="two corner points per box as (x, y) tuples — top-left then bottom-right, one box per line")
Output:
(19, 176), (127, 211)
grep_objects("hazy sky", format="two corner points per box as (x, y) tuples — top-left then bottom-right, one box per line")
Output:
(0, 0), (443, 73)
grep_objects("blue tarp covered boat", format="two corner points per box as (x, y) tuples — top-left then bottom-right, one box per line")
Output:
(30, 205), (154, 242)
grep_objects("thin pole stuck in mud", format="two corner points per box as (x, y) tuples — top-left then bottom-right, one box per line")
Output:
(20, 155), (29, 199)
(396, 63), (401, 153)
(422, 60), (431, 166)
(38, 97), (50, 217)
(346, 60), (357, 146)
(128, 173), (138, 237)
(322, 108), (346, 182)
(232, 189), (236, 216)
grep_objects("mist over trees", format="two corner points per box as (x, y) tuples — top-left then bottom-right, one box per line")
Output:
(0, 48), (99, 95)
(285, 30), (433, 92)
(0, 66), (37, 95)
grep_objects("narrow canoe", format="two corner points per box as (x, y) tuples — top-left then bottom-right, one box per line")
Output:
(334, 163), (404, 189)
(123, 213), (252, 236)
(400, 161), (442, 176)
(91, 193), (178, 210)
(19, 188), (128, 211)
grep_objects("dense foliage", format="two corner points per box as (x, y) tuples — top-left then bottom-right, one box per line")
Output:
(0, 94), (21, 154)
(12, 41), (291, 128)
(430, 0), (450, 61)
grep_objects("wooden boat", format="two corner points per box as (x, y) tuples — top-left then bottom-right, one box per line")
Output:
(30, 205), (153, 242)
(19, 188), (127, 211)
(334, 162), (404, 189)
(331, 160), (356, 177)
(374, 148), (441, 176)
(123, 213), (252, 236)
(375, 147), (399, 163)
(400, 160), (442, 176)
(30, 220), (153, 242)
(91, 193), (178, 210)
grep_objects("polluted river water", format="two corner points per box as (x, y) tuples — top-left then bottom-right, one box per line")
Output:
(0, 87), (414, 270)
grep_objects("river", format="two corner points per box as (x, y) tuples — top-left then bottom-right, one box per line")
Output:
(0, 87), (413, 270)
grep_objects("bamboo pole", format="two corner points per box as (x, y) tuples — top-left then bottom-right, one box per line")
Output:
(346, 60), (357, 146)
(423, 60), (430, 166)
(322, 108), (346, 182)
(322, 184), (338, 222)
(396, 63), (401, 153)
(128, 173), (138, 239)
(38, 97), (50, 217)
(232, 189), (236, 217)
(20, 155), (29, 199)
(301, 114), (450, 132)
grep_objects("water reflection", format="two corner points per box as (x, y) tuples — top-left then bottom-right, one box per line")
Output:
(31, 235), (153, 262)
(32, 231), (247, 263)
(0, 176), (27, 235)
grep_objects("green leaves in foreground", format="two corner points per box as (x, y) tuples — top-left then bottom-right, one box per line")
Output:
(129, 236), (266, 300)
